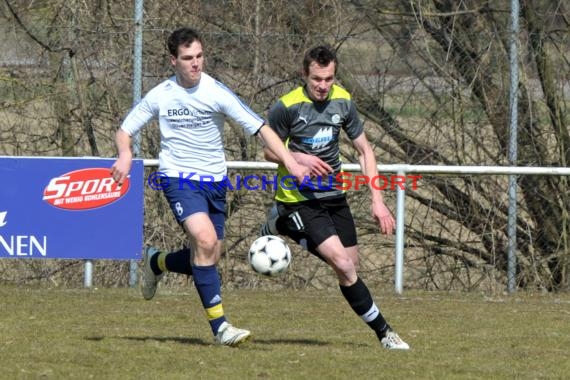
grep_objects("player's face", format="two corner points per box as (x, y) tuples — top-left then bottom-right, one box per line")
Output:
(170, 41), (204, 88)
(304, 61), (335, 102)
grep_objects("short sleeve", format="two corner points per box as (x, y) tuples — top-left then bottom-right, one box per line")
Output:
(343, 100), (364, 140)
(120, 93), (157, 136)
(268, 100), (291, 141)
(214, 80), (264, 136)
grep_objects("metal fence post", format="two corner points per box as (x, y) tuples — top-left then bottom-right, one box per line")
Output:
(84, 260), (93, 288)
(507, 0), (520, 294)
(128, 0), (145, 288)
(394, 170), (406, 294)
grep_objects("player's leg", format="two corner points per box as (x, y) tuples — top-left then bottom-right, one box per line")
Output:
(142, 245), (192, 301)
(146, 247), (192, 277)
(259, 203), (280, 236)
(316, 197), (410, 349)
(261, 202), (327, 262)
(141, 177), (201, 300)
(331, 197), (409, 349)
(183, 181), (250, 346)
(141, 246), (165, 300)
(141, 245), (192, 300)
(338, 273), (408, 349)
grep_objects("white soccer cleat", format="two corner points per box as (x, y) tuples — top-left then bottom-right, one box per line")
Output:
(380, 330), (410, 350)
(215, 321), (251, 347)
(141, 246), (164, 300)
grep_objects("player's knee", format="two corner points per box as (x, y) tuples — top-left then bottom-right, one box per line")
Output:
(194, 234), (218, 257)
(345, 247), (360, 271)
(332, 259), (358, 285)
(352, 256), (360, 271)
(330, 254), (356, 275)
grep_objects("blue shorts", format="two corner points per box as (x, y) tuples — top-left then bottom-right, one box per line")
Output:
(162, 177), (227, 240)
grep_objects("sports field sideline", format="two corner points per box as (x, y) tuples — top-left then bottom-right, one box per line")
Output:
(1, 286), (568, 379)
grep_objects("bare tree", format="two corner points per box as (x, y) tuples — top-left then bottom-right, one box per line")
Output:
(1, 0), (568, 290)
(340, 0), (570, 289)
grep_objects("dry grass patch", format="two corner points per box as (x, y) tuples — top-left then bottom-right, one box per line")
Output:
(1, 286), (569, 379)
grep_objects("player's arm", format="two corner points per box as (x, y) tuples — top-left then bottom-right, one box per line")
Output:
(257, 125), (310, 182)
(110, 129), (133, 186)
(352, 133), (395, 235)
(263, 146), (332, 178)
(110, 95), (155, 186)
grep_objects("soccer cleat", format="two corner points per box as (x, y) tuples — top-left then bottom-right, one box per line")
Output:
(141, 246), (164, 300)
(380, 330), (410, 350)
(215, 321), (251, 347)
(259, 203), (279, 236)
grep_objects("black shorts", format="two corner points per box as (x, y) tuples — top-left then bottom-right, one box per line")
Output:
(275, 196), (358, 253)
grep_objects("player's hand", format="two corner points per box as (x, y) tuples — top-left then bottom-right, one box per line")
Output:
(291, 152), (333, 177)
(287, 161), (311, 184)
(110, 154), (132, 187)
(372, 202), (395, 235)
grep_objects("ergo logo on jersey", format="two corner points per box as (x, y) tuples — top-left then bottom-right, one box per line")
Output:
(43, 168), (129, 210)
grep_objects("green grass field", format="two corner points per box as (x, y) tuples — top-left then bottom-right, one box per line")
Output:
(1, 286), (569, 380)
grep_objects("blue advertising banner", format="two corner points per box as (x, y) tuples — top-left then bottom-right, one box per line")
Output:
(0, 157), (143, 260)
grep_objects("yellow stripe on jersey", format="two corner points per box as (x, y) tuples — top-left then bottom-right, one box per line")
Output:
(280, 85), (351, 108)
(206, 303), (224, 320)
(275, 137), (305, 203)
(280, 87), (310, 108)
(276, 165), (307, 203)
(329, 85), (351, 101)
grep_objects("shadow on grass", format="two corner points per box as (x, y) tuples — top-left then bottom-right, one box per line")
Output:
(85, 336), (210, 345)
(253, 338), (328, 346)
(84, 336), (328, 346)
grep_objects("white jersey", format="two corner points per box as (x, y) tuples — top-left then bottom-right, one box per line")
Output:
(121, 73), (264, 180)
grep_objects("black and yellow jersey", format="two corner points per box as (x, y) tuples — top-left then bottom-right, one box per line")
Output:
(268, 84), (363, 203)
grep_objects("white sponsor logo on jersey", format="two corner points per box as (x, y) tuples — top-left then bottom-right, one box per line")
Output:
(310, 127), (333, 149)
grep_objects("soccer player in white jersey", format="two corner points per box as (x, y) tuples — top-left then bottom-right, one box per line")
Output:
(260, 45), (409, 349)
(110, 27), (309, 347)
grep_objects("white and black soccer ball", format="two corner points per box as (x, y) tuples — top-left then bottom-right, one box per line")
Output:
(248, 235), (291, 276)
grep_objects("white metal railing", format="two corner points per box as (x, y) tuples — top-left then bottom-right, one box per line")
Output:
(134, 160), (570, 294)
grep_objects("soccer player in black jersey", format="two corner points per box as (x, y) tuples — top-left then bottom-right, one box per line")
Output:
(261, 45), (409, 350)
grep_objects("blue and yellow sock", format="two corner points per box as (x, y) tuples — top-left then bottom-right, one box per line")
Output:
(192, 264), (225, 335)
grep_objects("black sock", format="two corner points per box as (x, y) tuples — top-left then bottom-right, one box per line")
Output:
(339, 277), (390, 338)
(375, 326), (392, 340)
(150, 252), (162, 275)
(150, 248), (193, 275)
(165, 247), (193, 275)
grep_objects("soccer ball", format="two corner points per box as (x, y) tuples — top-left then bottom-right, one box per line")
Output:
(248, 235), (291, 276)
